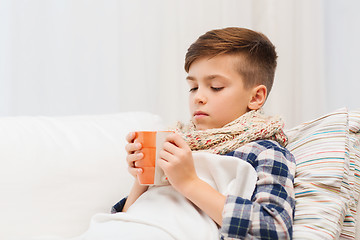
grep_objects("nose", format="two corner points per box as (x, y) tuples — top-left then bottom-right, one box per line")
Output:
(193, 88), (207, 105)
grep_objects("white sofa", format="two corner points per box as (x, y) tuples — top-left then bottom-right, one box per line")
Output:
(1, 110), (359, 240)
(0, 112), (165, 239)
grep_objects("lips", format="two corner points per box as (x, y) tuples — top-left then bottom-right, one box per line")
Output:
(193, 111), (208, 118)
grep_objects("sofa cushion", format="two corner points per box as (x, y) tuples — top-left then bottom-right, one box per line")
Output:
(0, 112), (164, 239)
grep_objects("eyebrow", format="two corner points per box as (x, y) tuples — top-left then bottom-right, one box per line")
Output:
(186, 74), (228, 81)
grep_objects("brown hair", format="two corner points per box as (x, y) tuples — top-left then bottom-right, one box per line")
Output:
(185, 27), (277, 94)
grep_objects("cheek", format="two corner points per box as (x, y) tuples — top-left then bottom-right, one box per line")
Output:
(216, 94), (248, 117)
(213, 94), (232, 109)
(188, 96), (193, 109)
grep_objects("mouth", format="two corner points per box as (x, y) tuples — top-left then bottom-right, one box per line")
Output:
(193, 111), (209, 118)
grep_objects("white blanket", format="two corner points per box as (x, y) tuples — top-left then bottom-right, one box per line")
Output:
(31, 152), (257, 240)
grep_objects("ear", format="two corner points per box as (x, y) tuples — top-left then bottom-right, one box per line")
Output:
(248, 85), (267, 110)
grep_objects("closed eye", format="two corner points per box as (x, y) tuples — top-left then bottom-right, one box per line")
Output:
(211, 87), (224, 92)
(189, 87), (198, 92)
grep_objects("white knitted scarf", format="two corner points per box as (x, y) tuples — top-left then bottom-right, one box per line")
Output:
(175, 110), (288, 155)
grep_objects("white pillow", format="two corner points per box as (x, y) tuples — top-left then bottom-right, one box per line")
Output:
(286, 108), (350, 239)
(0, 112), (165, 239)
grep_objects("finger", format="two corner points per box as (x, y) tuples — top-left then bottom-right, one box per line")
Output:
(161, 141), (178, 155)
(157, 153), (171, 170)
(165, 133), (188, 149)
(126, 152), (143, 166)
(128, 166), (143, 176)
(125, 132), (136, 143)
(125, 142), (142, 154)
(156, 157), (167, 170)
(158, 149), (174, 163)
(162, 134), (190, 156)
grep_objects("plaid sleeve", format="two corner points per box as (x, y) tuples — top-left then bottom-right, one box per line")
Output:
(220, 140), (296, 240)
(110, 197), (127, 213)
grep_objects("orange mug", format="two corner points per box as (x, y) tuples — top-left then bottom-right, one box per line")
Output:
(134, 131), (173, 185)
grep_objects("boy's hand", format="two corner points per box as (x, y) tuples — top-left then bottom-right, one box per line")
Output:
(125, 132), (144, 178)
(158, 133), (198, 193)
(158, 133), (225, 226)
(123, 132), (149, 212)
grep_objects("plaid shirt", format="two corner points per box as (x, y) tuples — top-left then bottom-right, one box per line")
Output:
(220, 140), (295, 240)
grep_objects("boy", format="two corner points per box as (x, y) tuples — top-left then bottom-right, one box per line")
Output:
(116, 27), (295, 239)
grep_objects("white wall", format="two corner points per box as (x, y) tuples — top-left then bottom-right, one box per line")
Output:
(324, 0), (360, 112)
(0, 0), (359, 128)
(0, 0), (121, 116)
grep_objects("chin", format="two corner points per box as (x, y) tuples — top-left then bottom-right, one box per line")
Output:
(194, 123), (213, 131)
(193, 120), (218, 130)
(194, 124), (206, 131)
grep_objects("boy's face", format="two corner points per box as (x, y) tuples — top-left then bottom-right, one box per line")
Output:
(186, 54), (255, 130)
